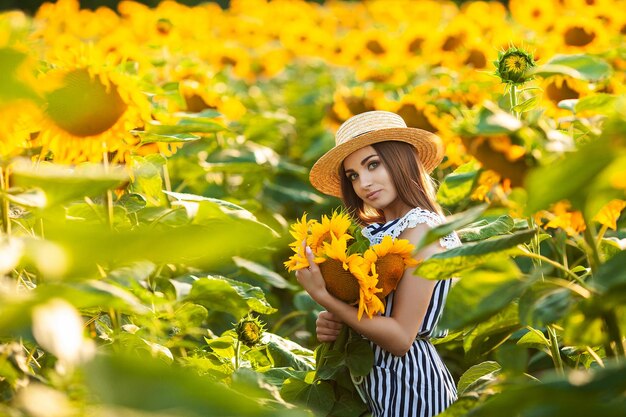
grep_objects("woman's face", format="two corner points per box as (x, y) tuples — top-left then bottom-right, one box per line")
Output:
(343, 145), (401, 212)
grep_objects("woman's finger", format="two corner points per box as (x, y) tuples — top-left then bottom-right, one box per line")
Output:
(317, 333), (337, 342)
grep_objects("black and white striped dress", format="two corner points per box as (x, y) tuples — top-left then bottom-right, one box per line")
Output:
(358, 207), (460, 417)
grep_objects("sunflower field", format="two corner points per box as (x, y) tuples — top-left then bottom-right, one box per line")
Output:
(0, 0), (625, 415)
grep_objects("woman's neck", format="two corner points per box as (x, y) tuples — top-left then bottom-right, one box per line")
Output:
(382, 201), (412, 222)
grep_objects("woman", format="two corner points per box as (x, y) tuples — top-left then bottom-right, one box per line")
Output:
(295, 110), (460, 417)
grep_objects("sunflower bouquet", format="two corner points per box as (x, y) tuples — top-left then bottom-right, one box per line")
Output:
(284, 211), (419, 320)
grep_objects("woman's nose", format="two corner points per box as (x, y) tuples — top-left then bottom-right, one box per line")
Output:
(358, 171), (373, 188)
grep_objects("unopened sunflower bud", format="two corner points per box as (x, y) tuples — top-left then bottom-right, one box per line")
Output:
(494, 46), (536, 85)
(235, 315), (265, 347)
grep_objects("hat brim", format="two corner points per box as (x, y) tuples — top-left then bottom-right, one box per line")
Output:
(309, 127), (444, 197)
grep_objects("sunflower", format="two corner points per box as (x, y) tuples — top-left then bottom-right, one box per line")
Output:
(0, 101), (41, 160)
(36, 47), (152, 164)
(593, 199), (626, 231)
(307, 211), (354, 257)
(353, 263), (385, 321)
(326, 85), (376, 128)
(284, 213), (317, 271)
(470, 170), (502, 202)
(317, 236), (365, 304)
(508, 0), (558, 32)
(235, 314), (265, 348)
(363, 235), (419, 299)
(539, 75), (590, 115)
(421, 14), (480, 69)
(460, 135), (531, 188)
(549, 16), (609, 53)
(534, 201), (586, 236)
(0, 45), (41, 160)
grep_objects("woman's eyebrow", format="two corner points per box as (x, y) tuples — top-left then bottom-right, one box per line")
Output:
(360, 154), (378, 166)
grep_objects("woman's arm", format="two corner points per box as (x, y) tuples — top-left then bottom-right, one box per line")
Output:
(296, 223), (444, 357)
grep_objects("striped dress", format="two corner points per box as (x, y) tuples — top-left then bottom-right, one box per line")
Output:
(358, 207), (460, 417)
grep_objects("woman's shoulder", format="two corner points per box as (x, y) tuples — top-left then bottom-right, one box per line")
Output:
(362, 206), (461, 249)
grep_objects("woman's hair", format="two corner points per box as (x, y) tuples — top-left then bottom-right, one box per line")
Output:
(340, 141), (442, 225)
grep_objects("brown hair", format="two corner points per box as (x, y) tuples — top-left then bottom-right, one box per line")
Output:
(339, 141), (442, 225)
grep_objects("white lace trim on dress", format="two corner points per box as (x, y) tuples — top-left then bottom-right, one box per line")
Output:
(361, 207), (462, 249)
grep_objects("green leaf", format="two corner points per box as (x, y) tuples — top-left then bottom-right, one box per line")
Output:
(0, 48), (38, 101)
(440, 258), (528, 329)
(469, 362), (626, 417)
(281, 377), (334, 416)
(0, 188), (47, 209)
(518, 282), (574, 327)
(463, 304), (521, 359)
(42, 220), (275, 278)
(187, 276), (276, 317)
(592, 250), (626, 293)
(457, 215), (515, 242)
(512, 96), (539, 113)
(457, 361), (501, 396)
(524, 136), (616, 215)
(575, 94), (618, 114)
(437, 162), (480, 206)
(85, 353), (304, 417)
(134, 131), (201, 144)
(416, 204), (488, 250)
(10, 160), (128, 208)
(164, 191), (278, 237)
(473, 104), (523, 135)
(205, 333), (236, 359)
(118, 193), (147, 214)
(532, 54), (612, 81)
(345, 338), (374, 377)
(264, 333), (315, 372)
(129, 155), (166, 206)
(415, 229), (536, 280)
(233, 256), (296, 290)
(146, 120), (226, 135)
(517, 328), (550, 351)
(436, 397), (480, 417)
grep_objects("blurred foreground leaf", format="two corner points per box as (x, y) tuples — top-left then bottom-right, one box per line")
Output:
(85, 353), (307, 417)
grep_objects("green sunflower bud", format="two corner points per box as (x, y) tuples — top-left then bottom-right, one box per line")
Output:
(494, 46), (536, 85)
(235, 315), (265, 347)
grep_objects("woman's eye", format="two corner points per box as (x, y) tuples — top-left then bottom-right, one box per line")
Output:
(347, 173), (358, 181)
(368, 161), (379, 170)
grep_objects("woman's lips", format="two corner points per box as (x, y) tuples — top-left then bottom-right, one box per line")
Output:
(366, 190), (380, 199)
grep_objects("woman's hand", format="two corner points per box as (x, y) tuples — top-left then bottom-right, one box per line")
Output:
(295, 244), (330, 306)
(316, 311), (343, 342)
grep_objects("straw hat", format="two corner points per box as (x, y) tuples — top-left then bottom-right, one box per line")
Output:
(309, 110), (444, 197)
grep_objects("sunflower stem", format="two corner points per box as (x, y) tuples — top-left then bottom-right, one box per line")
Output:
(510, 85), (519, 119)
(0, 165), (11, 236)
(582, 214), (602, 276)
(547, 325), (564, 374)
(603, 310), (625, 358)
(234, 339), (241, 371)
(102, 144), (114, 229)
(519, 250), (591, 289)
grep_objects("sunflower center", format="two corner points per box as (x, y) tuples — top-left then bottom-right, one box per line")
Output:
(442, 35), (462, 51)
(46, 69), (127, 137)
(345, 96), (374, 116)
(366, 40), (386, 55)
(564, 26), (596, 47)
(375, 254), (405, 298)
(319, 259), (360, 304)
(504, 55), (527, 73)
(408, 37), (424, 54)
(546, 79), (580, 103)
(465, 49), (487, 68)
(397, 104), (436, 132)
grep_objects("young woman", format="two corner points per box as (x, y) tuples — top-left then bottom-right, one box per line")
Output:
(295, 110), (460, 417)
